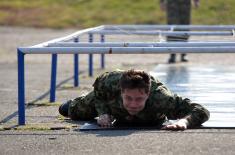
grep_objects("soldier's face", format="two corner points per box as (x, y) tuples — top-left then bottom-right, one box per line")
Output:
(121, 88), (149, 115)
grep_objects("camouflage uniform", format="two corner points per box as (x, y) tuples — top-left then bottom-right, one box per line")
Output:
(161, 0), (192, 61)
(68, 70), (209, 127)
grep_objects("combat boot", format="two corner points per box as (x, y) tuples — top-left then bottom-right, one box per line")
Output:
(168, 54), (176, 63)
(58, 100), (71, 117)
(181, 54), (188, 62)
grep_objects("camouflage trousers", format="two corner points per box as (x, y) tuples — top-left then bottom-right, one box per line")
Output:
(68, 91), (98, 120)
(166, 0), (191, 41)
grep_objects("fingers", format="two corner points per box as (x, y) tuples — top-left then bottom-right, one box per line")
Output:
(161, 124), (187, 130)
(97, 114), (112, 128)
(162, 119), (188, 130)
(161, 125), (184, 130)
(98, 119), (111, 127)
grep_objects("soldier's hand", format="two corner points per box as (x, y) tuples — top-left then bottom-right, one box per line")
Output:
(97, 114), (112, 128)
(161, 119), (188, 130)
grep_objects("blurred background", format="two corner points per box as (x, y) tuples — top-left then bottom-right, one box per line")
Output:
(0, 0), (235, 29)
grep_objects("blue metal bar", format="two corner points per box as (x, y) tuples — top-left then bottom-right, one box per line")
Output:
(89, 54), (93, 76)
(89, 33), (93, 77)
(50, 54), (57, 102)
(17, 49), (25, 125)
(74, 54), (79, 86)
(74, 38), (79, 87)
(100, 34), (105, 69)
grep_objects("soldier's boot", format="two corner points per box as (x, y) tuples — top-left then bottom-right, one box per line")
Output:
(181, 54), (188, 62)
(58, 100), (71, 117)
(168, 54), (176, 63)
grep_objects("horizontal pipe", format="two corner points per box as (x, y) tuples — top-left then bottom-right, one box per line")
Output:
(18, 46), (235, 54)
(89, 30), (233, 36)
(32, 26), (104, 48)
(103, 25), (235, 31)
(48, 42), (235, 47)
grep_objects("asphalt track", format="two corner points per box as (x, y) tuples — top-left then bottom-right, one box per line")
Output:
(0, 26), (235, 155)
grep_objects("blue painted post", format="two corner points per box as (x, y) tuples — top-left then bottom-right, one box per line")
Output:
(89, 33), (93, 77)
(74, 37), (79, 87)
(100, 34), (105, 69)
(50, 54), (57, 102)
(17, 49), (25, 125)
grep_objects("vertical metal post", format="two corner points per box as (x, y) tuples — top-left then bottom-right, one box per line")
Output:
(89, 33), (93, 77)
(74, 37), (79, 87)
(17, 49), (25, 125)
(50, 54), (57, 102)
(100, 34), (105, 69)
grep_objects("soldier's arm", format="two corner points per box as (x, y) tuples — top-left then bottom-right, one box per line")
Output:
(94, 98), (113, 127)
(94, 98), (110, 115)
(92, 71), (122, 126)
(176, 96), (209, 127)
(164, 93), (210, 128)
(152, 81), (210, 128)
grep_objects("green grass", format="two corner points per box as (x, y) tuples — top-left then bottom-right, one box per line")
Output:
(0, 0), (234, 29)
(27, 101), (61, 107)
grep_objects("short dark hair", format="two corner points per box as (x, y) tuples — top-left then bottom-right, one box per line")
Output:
(120, 69), (151, 93)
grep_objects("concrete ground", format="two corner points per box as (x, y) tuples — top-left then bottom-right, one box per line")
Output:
(0, 26), (235, 155)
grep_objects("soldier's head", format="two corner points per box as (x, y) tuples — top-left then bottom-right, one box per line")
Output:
(120, 69), (151, 115)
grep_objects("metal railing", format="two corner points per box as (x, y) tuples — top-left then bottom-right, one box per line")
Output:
(17, 25), (235, 125)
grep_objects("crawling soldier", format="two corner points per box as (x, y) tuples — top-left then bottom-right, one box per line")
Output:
(59, 69), (209, 130)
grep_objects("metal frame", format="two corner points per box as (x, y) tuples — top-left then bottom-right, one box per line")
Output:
(17, 25), (235, 125)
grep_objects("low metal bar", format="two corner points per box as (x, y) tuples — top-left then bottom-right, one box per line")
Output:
(89, 30), (233, 36)
(48, 42), (235, 47)
(18, 46), (235, 54)
(103, 25), (235, 31)
(89, 33), (93, 77)
(100, 34), (105, 69)
(17, 49), (25, 125)
(74, 37), (79, 87)
(33, 25), (105, 48)
(49, 54), (57, 102)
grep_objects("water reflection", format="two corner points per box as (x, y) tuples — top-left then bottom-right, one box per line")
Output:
(150, 65), (235, 127)
(150, 64), (190, 96)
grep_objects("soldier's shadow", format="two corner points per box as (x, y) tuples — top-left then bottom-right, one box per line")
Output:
(80, 129), (138, 137)
(68, 120), (162, 137)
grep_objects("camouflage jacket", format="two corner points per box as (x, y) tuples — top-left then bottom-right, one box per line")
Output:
(93, 70), (210, 127)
